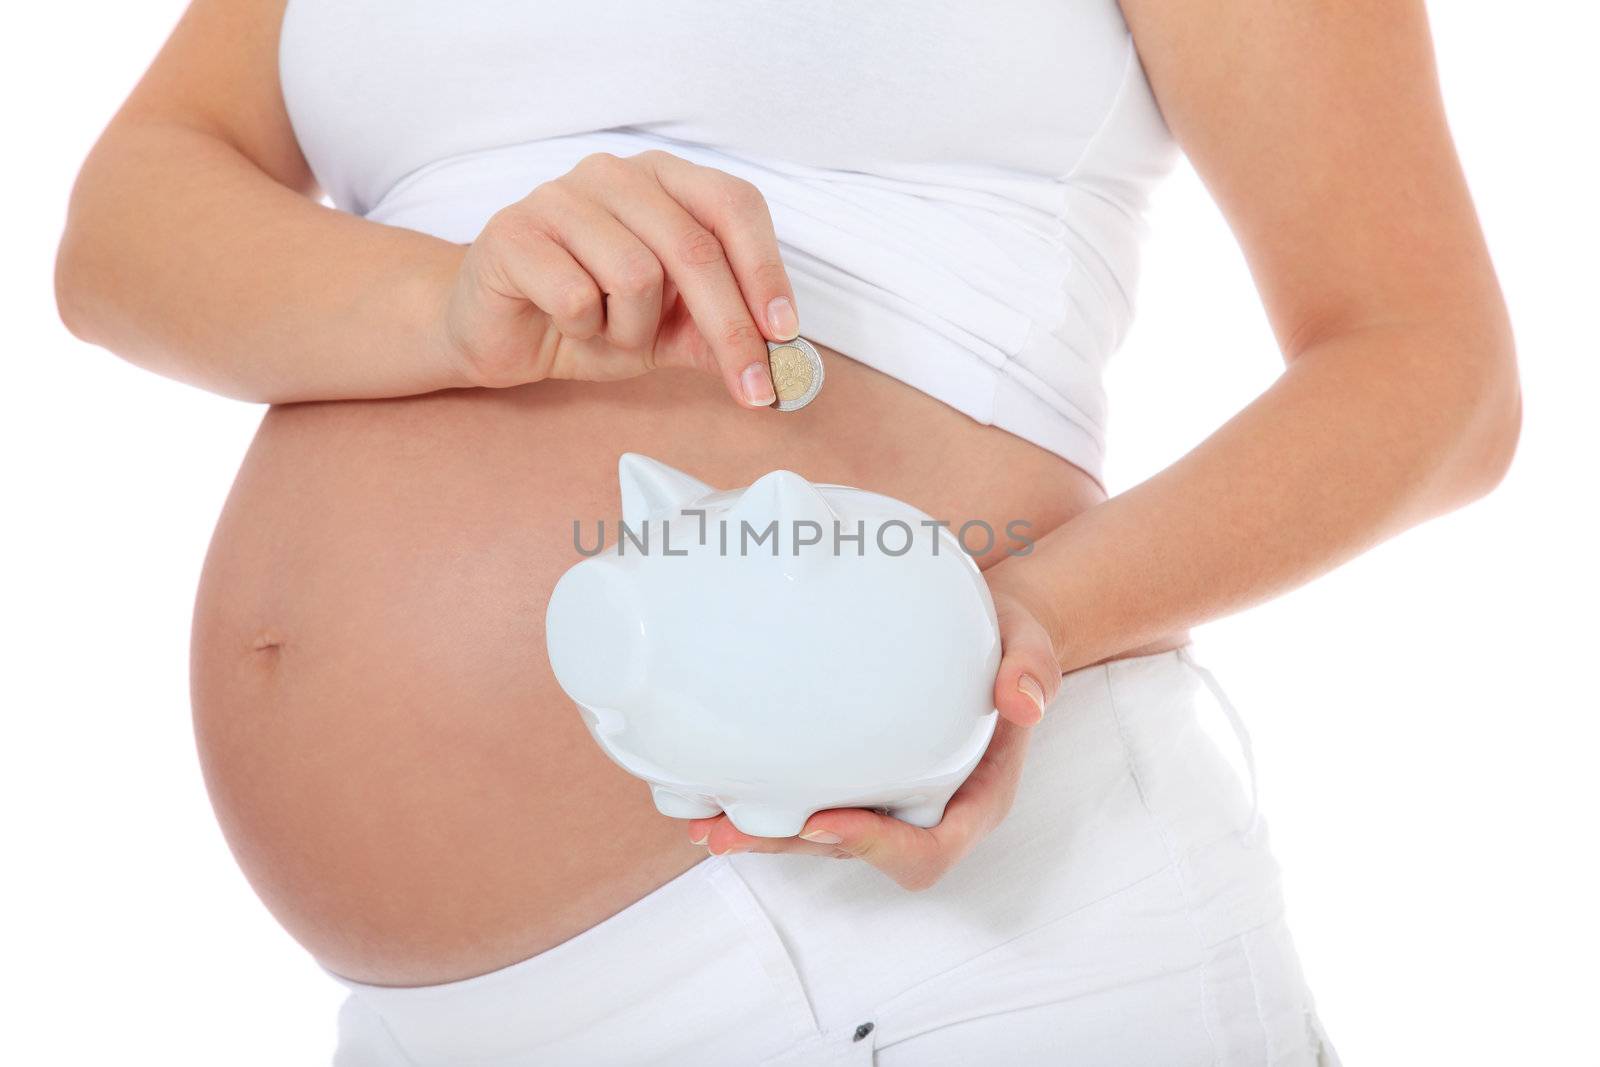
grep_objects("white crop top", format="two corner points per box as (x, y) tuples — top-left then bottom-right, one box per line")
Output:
(280, 0), (1178, 481)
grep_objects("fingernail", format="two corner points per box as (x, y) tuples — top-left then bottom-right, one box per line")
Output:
(740, 361), (776, 406)
(800, 829), (843, 845)
(766, 296), (799, 340)
(1018, 674), (1047, 722)
(689, 830), (709, 846)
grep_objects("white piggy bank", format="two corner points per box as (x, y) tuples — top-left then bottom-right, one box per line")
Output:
(544, 453), (1000, 838)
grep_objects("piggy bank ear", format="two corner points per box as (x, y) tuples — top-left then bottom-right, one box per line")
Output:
(727, 470), (835, 530)
(619, 453), (715, 527)
(725, 469), (837, 578)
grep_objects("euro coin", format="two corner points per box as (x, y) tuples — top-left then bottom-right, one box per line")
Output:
(767, 337), (825, 412)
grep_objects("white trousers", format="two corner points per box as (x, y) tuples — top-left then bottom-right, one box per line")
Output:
(331, 649), (1339, 1066)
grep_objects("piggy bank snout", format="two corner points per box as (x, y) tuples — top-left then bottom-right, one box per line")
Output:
(545, 562), (647, 712)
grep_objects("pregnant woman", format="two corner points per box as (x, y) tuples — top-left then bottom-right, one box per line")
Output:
(57, 1), (1518, 1063)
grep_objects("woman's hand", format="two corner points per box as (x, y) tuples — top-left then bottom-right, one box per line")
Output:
(438, 149), (800, 408)
(685, 583), (1062, 890)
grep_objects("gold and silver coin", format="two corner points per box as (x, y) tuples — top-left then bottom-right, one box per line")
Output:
(766, 337), (825, 412)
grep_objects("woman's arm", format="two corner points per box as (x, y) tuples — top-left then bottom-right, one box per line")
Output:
(987, 0), (1522, 670)
(55, 0), (463, 401)
(55, 0), (797, 407)
(686, 1), (1521, 885)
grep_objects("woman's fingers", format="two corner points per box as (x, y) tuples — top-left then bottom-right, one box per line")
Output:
(578, 153), (777, 408)
(642, 151), (800, 343)
(800, 720), (1031, 888)
(526, 186), (664, 352)
(990, 590), (1063, 726)
(800, 809), (951, 890)
(936, 718), (1030, 840)
(455, 209), (602, 386)
(682, 720), (1035, 891)
(690, 815), (842, 859)
(694, 808), (952, 890)
(451, 149), (800, 395)
(459, 150), (797, 401)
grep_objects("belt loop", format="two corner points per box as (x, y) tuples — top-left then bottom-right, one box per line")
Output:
(1178, 647), (1260, 838)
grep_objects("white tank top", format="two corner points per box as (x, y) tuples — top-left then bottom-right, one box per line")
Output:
(280, 0), (1177, 480)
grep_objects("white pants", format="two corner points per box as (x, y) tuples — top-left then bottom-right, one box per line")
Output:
(331, 649), (1339, 1065)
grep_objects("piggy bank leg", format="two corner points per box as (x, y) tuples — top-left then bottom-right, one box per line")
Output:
(889, 791), (955, 829)
(649, 785), (722, 821)
(722, 803), (811, 839)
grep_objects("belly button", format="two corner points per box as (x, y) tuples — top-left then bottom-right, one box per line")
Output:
(251, 629), (286, 654)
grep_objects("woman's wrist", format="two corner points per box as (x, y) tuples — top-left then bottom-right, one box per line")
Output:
(416, 243), (488, 392)
(317, 228), (489, 401)
(984, 516), (1183, 677)
(984, 555), (1071, 675)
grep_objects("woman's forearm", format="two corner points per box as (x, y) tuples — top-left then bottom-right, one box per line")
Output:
(56, 120), (469, 403)
(988, 318), (1522, 674)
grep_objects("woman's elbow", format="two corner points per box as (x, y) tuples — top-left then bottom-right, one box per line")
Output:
(1450, 330), (1522, 502)
(1474, 367), (1522, 496)
(53, 185), (127, 352)
(53, 223), (99, 344)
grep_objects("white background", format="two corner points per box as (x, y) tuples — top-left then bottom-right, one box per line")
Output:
(3, 3), (1596, 1063)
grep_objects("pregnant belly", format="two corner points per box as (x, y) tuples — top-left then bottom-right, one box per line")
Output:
(191, 345), (1106, 987)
